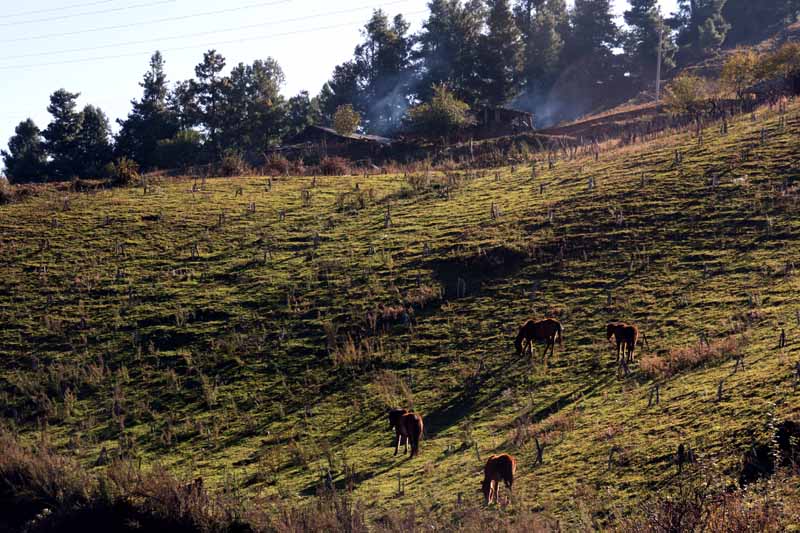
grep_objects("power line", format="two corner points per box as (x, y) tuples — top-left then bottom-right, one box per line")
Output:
(0, 0), (293, 43)
(0, 0), (415, 62)
(2, 0), (116, 18)
(0, 11), (427, 71)
(0, 0), (176, 27)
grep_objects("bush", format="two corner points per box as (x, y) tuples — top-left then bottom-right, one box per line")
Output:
(664, 74), (709, 115)
(0, 177), (15, 204)
(319, 156), (351, 176)
(107, 157), (141, 186)
(218, 151), (250, 177)
(641, 335), (745, 379)
(405, 84), (474, 138)
(263, 153), (290, 176)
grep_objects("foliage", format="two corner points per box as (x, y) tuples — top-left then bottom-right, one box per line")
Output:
(332, 104), (361, 136)
(478, 0), (524, 105)
(115, 51), (180, 171)
(721, 49), (760, 98)
(106, 157), (141, 186)
(664, 74), (709, 114)
(1, 119), (47, 183)
(623, 0), (676, 84)
(156, 130), (203, 169)
(406, 84), (474, 137)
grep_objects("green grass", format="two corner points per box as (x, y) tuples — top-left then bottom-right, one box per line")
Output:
(1, 102), (800, 527)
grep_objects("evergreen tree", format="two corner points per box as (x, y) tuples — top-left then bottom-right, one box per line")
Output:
(567, 0), (619, 65)
(624, 0), (676, 86)
(672, 0), (730, 58)
(723, 0), (800, 45)
(1, 119), (47, 183)
(285, 91), (322, 140)
(318, 61), (363, 125)
(415, 0), (485, 104)
(521, 1), (566, 93)
(352, 10), (414, 133)
(478, 0), (524, 105)
(116, 51), (179, 170)
(222, 58), (286, 153)
(43, 89), (83, 180)
(76, 105), (113, 177)
(192, 50), (227, 158)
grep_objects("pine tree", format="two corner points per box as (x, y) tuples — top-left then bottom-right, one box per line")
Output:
(673, 0), (730, 58)
(43, 89), (83, 180)
(353, 10), (414, 133)
(116, 51), (179, 170)
(624, 0), (676, 86)
(479, 0), (524, 105)
(567, 0), (619, 65)
(522, 1), (566, 93)
(193, 50), (227, 159)
(285, 91), (322, 140)
(76, 105), (113, 177)
(415, 0), (486, 104)
(723, 0), (800, 45)
(222, 58), (286, 153)
(1, 119), (47, 183)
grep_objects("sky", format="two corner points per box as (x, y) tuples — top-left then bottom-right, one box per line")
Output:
(0, 0), (679, 154)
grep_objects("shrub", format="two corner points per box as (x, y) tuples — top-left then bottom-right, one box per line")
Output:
(405, 84), (474, 138)
(0, 177), (15, 204)
(332, 104), (361, 136)
(218, 151), (250, 177)
(107, 157), (141, 186)
(263, 153), (290, 176)
(319, 156), (350, 176)
(641, 335), (745, 379)
(664, 74), (709, 115)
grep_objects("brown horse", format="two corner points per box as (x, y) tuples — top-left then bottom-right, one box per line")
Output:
(482, 454), (517, 505)
(606, 322), (641, 363)
(388, 408), (424, 458)
(515, 318), (563, 361)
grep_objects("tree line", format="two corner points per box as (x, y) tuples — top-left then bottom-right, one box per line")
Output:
(3, 0), (799, 183)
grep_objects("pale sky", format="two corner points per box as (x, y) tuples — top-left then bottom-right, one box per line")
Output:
(0, 0), (679, 154)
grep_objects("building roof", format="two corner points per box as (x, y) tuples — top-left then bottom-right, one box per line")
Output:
(297, 125), (394, 146)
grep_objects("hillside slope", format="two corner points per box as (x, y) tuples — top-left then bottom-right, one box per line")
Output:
(1, 100), (800, 527)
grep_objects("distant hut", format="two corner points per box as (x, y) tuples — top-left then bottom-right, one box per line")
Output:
(472, 105), (535, 138)
(286, 125), (394, 161)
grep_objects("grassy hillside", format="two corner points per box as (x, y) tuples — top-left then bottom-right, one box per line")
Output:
(2, 99), (800, 528)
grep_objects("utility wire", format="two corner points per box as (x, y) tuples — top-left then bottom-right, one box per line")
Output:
(0, 0), (293, 43)
(0, 0), (414, 61)
(0, 11), (426, 71)
(0, 0), (177, 27)
(2, 0), (116, 18)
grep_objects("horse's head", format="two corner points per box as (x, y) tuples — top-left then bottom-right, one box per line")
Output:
(388, 408), (407, 430)
(606, 323), (618, 341)
(481, 478), (492, 504)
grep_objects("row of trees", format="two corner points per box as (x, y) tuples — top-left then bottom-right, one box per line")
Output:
(3, 0), (799, 182)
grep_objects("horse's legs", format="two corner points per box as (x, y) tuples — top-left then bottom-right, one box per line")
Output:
(394, 433), (401, 456)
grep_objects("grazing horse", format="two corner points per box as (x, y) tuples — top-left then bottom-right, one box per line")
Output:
(606, 322), (641, 363)
(482, 454), (516, 505)
(388, 408), (424, 458)
(515, 318), (563, 361)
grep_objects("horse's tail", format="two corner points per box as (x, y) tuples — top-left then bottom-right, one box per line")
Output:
(411, 416), (423, 456)
(556, 322), (564, 345)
